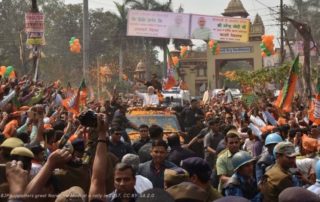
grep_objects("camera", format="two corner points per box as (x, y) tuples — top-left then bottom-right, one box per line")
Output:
(77, 110), (98, 128)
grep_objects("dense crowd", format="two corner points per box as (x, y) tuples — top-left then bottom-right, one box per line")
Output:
(0, 73), (319, 202)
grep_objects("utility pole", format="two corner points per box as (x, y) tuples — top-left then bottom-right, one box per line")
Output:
(280, 0), (285, 63)
(83, 0), (89, 80)
(285, 17), (313, 99)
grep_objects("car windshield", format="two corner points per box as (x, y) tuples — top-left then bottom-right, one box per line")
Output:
(126, 114), (181, 133)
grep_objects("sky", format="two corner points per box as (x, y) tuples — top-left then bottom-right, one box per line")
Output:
(64, 0), (292, 58)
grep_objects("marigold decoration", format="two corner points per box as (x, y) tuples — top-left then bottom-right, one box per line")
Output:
(222, 71), (236, 81)
(69, 37), (81, 54)
(171, 56), (180, 67)
(121, 74), (128, 81)
(260, 35), (275, 57)
(180, 46), (188, 58)
(208, 40), (220, 55)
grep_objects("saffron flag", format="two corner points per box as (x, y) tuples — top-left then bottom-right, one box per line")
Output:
(309, 78), (320, 125)
(62, 79), (86, 115)
(79, 80), (87, 105)
(164, 47), (177, 90)
(274, 56), (299, 112)
(301, 134), (319, 152)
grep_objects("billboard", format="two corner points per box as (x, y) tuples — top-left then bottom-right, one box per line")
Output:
(127, 10), (190, 39)
(190, 14), (250, 42)
(127, 10), (250, 43)
(25, 12), (45, 46)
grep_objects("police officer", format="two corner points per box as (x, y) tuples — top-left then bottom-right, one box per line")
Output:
(0, 147), (34, 201)
(260, 142), (299, 202)
(0, 137), (23, 193)
(10, 147), (34, 171)
(256, 133), (283, 183)
(224, 151), (261, 202)
(307, 159), (320, 195)
(0, 137), (24, 163)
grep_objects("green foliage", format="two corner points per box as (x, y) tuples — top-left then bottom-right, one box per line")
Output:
(0, 0), (162, 87)
(226, 63), (293, 89)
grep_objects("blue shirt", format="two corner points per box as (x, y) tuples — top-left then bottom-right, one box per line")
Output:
(224, 173), (261, 202)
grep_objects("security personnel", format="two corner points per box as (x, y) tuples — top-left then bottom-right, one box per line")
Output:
(260, 142), (299, 202)
(0, 146), (34, 201)
(256, 133), (283, 183)
(10, 146), (34, 171)
(0, 138), (25, 194)
(307, 159), (320, 195)
(0, 137), (24, 163)
(224, 151), (261, 202)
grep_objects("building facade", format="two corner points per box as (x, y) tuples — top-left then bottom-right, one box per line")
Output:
(179, 0), (265, 96)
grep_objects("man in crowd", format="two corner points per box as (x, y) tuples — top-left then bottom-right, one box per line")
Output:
(132, 124), (150, 153)
(167, 133), (196, 166)
(181, 157), (222, 202)
(260, 142), (300, 202)
(216, 130), (241, 193)
(139, 139), (176, 188)
(108, 163), (139, 202)
(224, 151), (261, 201)
(256, 133), (283, 183)
(121, 154), (153, 194)
(108, 127), (135, 160)
(138, 124), (163, 163)
(112, 105), (138, 143)
(204, 118), (225, 168)
(181, 99), (204, 132)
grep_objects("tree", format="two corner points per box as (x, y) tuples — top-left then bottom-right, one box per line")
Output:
(126, 0), (172, 79)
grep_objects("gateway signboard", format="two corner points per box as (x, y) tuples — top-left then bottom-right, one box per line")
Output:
(127, 10), (250, 43)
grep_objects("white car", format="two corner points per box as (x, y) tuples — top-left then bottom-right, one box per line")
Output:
(212, 88), (242, 99)
(162, 87), (191, 105)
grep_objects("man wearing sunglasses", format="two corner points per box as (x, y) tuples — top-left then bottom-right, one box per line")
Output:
(132, 125), (150, 153)
(108, 127), (135, 160)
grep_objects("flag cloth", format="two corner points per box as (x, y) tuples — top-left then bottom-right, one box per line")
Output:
(309, 78), (320, 125)
(79, 79), (87, 105)
(62, 79), (86, 115)
(301, 134), (319, 152)
(164, 47), (176, 90)
(274, 56), (299, 112)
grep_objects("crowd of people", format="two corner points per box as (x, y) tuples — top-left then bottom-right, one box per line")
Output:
(0, 73), (320, 202)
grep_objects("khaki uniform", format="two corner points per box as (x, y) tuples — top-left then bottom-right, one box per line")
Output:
(205, 184), (222, 202)
(216, 149), (234, 192)
(260, 163), (294, 202)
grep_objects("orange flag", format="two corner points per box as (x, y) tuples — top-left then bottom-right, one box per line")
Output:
(302, 134), (319, 152)
(61, 79), (85, 115)
(274, 56), (299, 112)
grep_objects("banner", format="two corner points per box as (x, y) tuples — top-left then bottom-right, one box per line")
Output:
(127, 10), (190, 39)
(190, 14), (250, 42)
(127, 10), (250, 42)
(25, 12), (45, 33)
(25, 12), (45, 46)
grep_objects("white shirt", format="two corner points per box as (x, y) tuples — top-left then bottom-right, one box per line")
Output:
(135, 91), (159, 106)
(243, 138), (255, 156)
(135, 175), (153, 193)
(308, 182), (320, 196)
